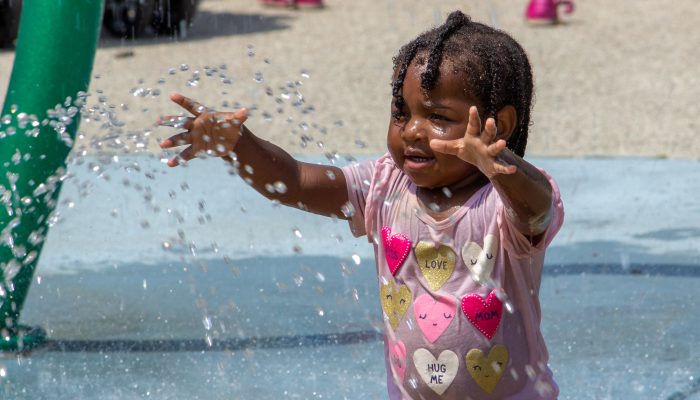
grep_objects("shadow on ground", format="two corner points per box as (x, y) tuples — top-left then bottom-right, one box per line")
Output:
(98, 11), (295, 49)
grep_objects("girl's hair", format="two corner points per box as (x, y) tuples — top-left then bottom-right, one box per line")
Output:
(392, 11), (534, 157)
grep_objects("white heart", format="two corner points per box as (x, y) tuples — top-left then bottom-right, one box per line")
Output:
(461, 234), (499, 284)
(412, 348), (459, 395)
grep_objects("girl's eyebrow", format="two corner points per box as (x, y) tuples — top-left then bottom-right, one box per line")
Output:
(423, 100), (451, 109)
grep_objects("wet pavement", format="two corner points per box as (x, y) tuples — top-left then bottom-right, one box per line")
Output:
(0, 155), (698, 399)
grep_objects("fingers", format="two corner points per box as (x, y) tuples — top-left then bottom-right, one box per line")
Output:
(231, 107), (249, 125)
(465, 106), (481, 138)
(157, 115), (194, 130)
(166, 145), (199, 167)
(486, 138), (507, 157)
(170, 92), (207, 116)
(493, 161), (517, 175)
(482, 117), (498, 144)
(160, 131), (192, 149)
(429, 138), (462, 156)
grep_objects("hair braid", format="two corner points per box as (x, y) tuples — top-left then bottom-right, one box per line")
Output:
(391, 41), (420, 116)
(420, 11), (471, 91)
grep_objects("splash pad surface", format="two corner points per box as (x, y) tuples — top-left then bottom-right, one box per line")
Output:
(0, 155), (698, 400)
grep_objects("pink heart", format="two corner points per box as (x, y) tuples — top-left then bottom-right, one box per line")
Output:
(461, 290), (503, 340)
(389, 339), (407, 381)
(381, 226), (411, 275)
(414, 294), (457, 343)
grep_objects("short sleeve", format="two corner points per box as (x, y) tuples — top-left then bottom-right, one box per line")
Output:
(341, 159), (375, 237)
(497, 170), (565, 257)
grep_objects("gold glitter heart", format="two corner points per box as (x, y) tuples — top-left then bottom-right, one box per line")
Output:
(466, 344), (509, 394)
(380, 280), (412, 330)
(415, 241), (456, 291)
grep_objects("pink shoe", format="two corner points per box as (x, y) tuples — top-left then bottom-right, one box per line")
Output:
(295, 0), (323, 7)
(525, 0), (574, 23)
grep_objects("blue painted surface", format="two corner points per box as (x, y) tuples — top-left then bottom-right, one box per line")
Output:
(1, 155), (699, 399)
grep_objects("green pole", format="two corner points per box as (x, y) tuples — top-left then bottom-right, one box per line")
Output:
(0, 0), (103, 352)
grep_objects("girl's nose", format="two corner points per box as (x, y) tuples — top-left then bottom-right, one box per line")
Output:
(401, 118), (426, 141)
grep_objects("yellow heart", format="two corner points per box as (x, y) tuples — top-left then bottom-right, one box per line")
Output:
(465, 344), (509, 394)
(380, 280), (412, 330)
(415, 242), (456, 291)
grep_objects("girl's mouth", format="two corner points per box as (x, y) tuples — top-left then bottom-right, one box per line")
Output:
(406, 155), (433, 163)
(404, 155), (435, 170)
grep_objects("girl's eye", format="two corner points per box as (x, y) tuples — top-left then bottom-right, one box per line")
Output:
(419, 314), (427, 319)
(473, 365), (482, 371)
(470, 258), (478, 265)
(443, 313), (452, 319)
(429, 113), (448, 121)
(486, 253), (493, 260)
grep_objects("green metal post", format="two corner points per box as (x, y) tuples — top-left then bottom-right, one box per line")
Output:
(0, 0), (103, 351)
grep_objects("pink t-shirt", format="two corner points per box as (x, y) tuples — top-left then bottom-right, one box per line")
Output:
(341, 154), (564, 400)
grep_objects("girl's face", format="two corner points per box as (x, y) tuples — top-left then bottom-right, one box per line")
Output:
(387, 59), (480, 190)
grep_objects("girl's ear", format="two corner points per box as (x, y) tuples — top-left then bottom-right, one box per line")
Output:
(495, 105), (517, 141)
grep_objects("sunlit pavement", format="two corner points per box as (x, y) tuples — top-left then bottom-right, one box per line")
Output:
(1, 155), (699, 400)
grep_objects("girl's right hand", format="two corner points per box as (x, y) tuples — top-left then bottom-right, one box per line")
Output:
(158, 93), (248, 167)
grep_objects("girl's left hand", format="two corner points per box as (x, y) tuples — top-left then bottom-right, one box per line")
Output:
(429, 106), (517, 178)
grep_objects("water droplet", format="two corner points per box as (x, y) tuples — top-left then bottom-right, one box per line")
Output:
(293, 274), (304, 287)
(292, 228), (302, 238)
(254, 72), (264, 83)
(315, 271), (325, 282)
(142, 279), (148, 289)
(202, 316), (213, 331)
(316, 306), (325, 316)
(442, 187), (453, 198)
(525, 364), (536, 379)
(273, 181), (287, 193)
(179, 64), (189, 71)
(341, 202), (355, 218)
(162, 241), (171, 250)
(351, 254), (361, 265)
(354, 139), (367, 148)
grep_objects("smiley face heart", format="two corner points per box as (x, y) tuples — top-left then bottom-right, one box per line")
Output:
(466, 344), (509, 394)
(389, 339), (407, 382)
(380, 280), (412, 330)
(414, 294), (456, 343)
(415, 241), (456, 291)
(381, 226), (412, 275)
(461, 234), (499, 285)
(461, 289), (503, 340)
(413, 348), (459, 395)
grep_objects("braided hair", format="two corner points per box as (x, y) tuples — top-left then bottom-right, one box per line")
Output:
(391, 11), (534, 157)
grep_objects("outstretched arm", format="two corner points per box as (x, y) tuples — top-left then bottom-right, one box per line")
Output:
(159, 93), (350, 219)
(430, 106), (553, 238)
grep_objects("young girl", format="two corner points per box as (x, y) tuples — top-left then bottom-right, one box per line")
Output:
(159, 11), (563, 400)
